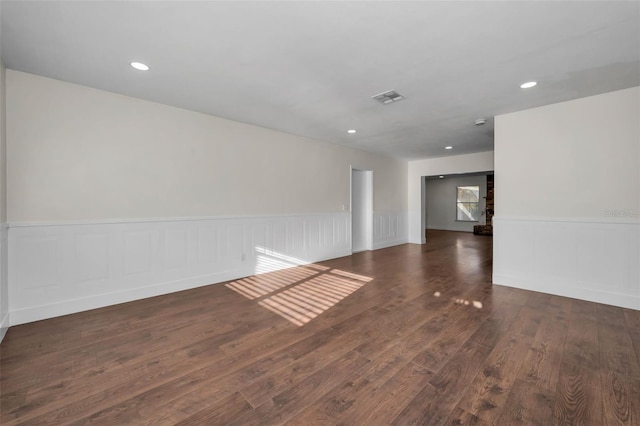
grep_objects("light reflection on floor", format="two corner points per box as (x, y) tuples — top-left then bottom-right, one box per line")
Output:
(226, 263), (373, 326)
(433, 291), (483, 309)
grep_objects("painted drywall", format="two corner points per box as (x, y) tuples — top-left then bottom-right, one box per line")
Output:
(425, 175), (487, 232)
(494, 87), (640, 309)
(0, 67), (5, 224)
(0, 0), (9, 338)
(3, 70), (410, 326)
(0, 59), (8, 341)
(408, 151), (494, 243)
(6, 70), (408, 222)
(495, 86), (639, 219)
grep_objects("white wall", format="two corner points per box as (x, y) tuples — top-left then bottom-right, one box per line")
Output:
(0, 1), (9, 340)
(425, 175), (487, 232)
(0, 59), (8, 341)
(408, 151), (494, 243)
(494, 87), (640, 310)
(4, 70), (409, 325)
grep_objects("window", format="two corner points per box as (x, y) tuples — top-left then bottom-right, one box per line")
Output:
(457, 185), (480, 221)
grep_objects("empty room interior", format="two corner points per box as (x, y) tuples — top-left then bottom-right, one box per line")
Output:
(0, 1), (639, 425)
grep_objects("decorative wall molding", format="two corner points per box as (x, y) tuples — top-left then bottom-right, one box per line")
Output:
(492, 215), (639, 225)
(493, 216), (640, 310)
(372, 211), (408, 250)
(8, 213), (354, 326)
(7, 212), (353, 228)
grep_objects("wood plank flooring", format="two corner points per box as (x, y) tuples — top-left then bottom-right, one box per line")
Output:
(1, 230), (639, 425)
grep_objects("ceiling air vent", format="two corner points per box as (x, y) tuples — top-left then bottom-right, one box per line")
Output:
(372, 90), (405, 105)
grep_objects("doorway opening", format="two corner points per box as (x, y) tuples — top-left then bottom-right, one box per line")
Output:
(351, 168), (373, 253)
(421, 171), (494, 242)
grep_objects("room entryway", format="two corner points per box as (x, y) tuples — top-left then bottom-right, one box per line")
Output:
(422, 171), (494, 242)
(351, 168), (372, 253)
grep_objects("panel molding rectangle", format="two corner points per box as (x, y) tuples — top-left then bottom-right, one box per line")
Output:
(373, 211), (409, 250)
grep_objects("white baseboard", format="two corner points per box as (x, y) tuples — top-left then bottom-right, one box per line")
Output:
(372, 239), (409, 250)
(493, 217), (640, 310)
(0, 312), (8, 343)
(493, 274), (640, 311)
(8, 213), (354, 326)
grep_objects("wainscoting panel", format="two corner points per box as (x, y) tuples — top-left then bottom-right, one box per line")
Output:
(493, 217), (640, 310)
(8, 213), (353, 325)
(0, 224), (8, 342)
(373, 211), (408, 250)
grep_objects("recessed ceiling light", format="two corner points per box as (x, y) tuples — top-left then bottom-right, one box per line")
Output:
(347, 129), (357, 134)
(445, 146), (453, 150)
(439, 176), (444, 179)
(130, 62), (150, 71)
(520, 81), (537, 89)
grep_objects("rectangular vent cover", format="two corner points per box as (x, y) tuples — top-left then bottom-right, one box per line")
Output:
(372, 90), (405, 105)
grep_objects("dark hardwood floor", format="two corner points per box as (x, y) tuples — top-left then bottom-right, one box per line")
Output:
(1, 230), (639, 425)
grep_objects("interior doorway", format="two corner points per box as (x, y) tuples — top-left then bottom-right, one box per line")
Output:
(422, 171), (494, 241)
(351, 168), (373, 253)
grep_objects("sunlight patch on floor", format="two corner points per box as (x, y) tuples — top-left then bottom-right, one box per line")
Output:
(227, 263), (373, 326)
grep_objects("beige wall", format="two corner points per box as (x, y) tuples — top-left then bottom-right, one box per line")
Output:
(6, 70), (407, 222)
(495, 86), (639, 219)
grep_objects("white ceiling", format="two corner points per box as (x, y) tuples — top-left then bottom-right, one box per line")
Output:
(1, 1), (639, 160)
